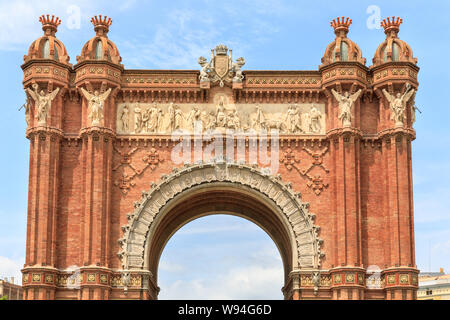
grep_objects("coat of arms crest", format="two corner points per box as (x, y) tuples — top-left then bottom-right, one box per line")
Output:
(198, 44), (245, 87)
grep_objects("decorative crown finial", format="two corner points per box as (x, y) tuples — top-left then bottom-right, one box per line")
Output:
(330, 16), (352, 36)
(91, 15), (112, 35)
(39, 14), (61, 35)
(215, 44), (228, 55)
(381, 16), (403, 35)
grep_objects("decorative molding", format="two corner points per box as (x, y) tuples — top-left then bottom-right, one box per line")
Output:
(113, 146), (164, 194)
(281, 146), (329, 195)
(118, 162), (324, 271)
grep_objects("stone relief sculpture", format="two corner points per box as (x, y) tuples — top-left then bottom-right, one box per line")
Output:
(116, 100), (326, 135)
(134, 104), (143, 133)
(232, 57), (246, 83)
(26, 83), (60, 126)
(331, 89), (362, 127)
(198, 57), (211, 82)
(80, 87), (112, 126)
(186, 107), (201, 131)
(285, 105), (303, 133)
(309, 106), (322, 133)
(120, 105), (129, 132)
(167, 102), (175, 132)
(382, 83), (415, 127)
(23, 95), (31, 126)
(198, 44), (245, 87)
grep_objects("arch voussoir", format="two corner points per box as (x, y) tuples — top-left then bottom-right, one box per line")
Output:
(118, 162), (324, 272)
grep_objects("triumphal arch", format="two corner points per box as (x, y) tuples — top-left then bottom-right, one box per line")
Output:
(20, 15), (419, 300)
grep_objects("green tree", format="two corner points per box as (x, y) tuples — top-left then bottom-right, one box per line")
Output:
(0, 295), (8, 300)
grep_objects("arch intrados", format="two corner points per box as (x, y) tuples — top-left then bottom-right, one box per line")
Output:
(146, 183), (295, 281)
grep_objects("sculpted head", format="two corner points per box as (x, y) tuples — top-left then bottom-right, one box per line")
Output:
(344, 91), (350, 98)
(94, 90), (99, 96)
(396, 93), (401, 98)
(40, 90), (45, 96)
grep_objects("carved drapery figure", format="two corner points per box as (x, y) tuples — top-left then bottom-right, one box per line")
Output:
(285, 105), (302, 133)
(186, 107), (201, 131)
(80, 87), (112, 126)
(215, 97), (227, 127)
(174, 105), (183, 130)
(120, 105), (129, 132)
(382, 84), (415, 127)
(253, 105), (266, 130)
(26, 83), (60, 126)
(331, 89), (362, 127)
(134, 105), (143, 133)
(309, 106), (322, 133)
(147, 104), (160, 133)
(227, 110), (241, 130)
(167, 103), (175, 132)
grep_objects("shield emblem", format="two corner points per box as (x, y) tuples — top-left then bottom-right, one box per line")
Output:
(214, 55), (229, 78)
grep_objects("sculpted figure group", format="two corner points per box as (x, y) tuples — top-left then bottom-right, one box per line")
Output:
(118, 99), (324, 135)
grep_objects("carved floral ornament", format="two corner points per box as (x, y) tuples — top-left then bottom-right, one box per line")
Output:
(118, 162), (324, 271)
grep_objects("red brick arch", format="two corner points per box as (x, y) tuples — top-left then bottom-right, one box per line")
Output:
(118, 162), (323, 298)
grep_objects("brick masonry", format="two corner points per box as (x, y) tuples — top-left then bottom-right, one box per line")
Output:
(20, 14), (419, 300)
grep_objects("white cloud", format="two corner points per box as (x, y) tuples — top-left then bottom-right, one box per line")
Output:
(159, 265), (283, 300)
(118, 1), (291, 69)
(0, 256), (24, 284)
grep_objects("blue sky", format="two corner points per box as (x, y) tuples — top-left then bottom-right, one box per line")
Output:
(0, 0), (449, 299)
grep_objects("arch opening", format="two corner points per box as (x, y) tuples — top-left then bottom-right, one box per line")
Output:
(118, 163), (323, 300)
(157, 214), (285, 300)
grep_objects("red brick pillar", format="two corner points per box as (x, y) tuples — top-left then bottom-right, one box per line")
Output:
(24, 128), (62, 300)
(381, 130), (417, 299)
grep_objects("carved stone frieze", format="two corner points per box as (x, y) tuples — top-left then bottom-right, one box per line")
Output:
(117, 94), (326, 135)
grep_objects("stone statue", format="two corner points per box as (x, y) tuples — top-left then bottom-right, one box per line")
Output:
(134, 105), (143, 133)
(147, 104), (159, 133)
(120, 105), (129, 132)
(253, 105), (266, 130)
(309, 106), (322, 133)
(168, 103), (175, 131)
(142, 107), (150, 133)
(285, 105), (302, 133)
(227, 110), (241, 130)
(26, 83), (60, 126)
(215, 97), (227, 127)
(174, 105), (183, 130)
(198, 57), (211, 82)
(23, 95), (31, 126)
(157, 107), (163, 132)
(331, 89), (362, 127)
(232, 57), (245, 83)
(382, 84), (415, 127)
(80, 87), (112, 126)
(203, 111), (216, 131)
(187, 107), (201, 131)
